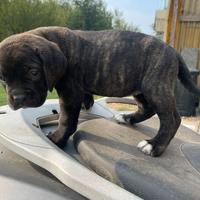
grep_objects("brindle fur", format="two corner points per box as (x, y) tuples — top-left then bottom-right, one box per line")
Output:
(0, 27), (199, 156)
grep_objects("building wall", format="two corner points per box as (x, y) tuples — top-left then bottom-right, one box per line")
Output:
(154, 10), (168, 33)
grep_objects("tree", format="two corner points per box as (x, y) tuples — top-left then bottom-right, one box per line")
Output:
(0, 0), (140, 41)
(0, 0), (66, 40)
(112, 9), (140, 32)
(67, 0), (112, 30)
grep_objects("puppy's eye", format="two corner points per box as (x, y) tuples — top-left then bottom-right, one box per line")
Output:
(30, 69), (38, 76)
(24, 68), (40, 81)
(28, 69), (40, 77)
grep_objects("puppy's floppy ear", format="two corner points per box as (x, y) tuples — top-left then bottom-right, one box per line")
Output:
(35, 41), (67, 92)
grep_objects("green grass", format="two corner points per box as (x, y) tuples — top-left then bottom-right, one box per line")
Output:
(47, 89), (58, 99)
(0, 85), (6, 106)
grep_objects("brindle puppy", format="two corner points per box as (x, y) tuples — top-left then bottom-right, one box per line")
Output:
(0, 27), (199, 156)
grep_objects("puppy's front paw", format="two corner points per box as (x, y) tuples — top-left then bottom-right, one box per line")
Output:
(114, 113), (129, 124)
(47, 130), (67, 148)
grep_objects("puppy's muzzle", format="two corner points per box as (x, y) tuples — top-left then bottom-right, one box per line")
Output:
(9, 88), (32, 110)
(12, 94), (26, 105)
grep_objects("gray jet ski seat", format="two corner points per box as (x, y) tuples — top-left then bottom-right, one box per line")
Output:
(73, 117), (200, 200)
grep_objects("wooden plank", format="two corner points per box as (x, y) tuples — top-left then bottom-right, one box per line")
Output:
(182, 0), (200, 15)
(196, 0), (200, 14)
(193, 23), (199, 48)
(170, 0), (179, 46)
(180, 15), (200, 22)
(194, 0), (198, 15)
(197, 23), (200, 70)
(191, 0), (196, 15)
(164, 0), (174, 43)
(191, 23), (196, 47)
(182, 23), (187, 49)
(170, 0), (183, 47)
(175, 0), (184, 46)
(176, 22), (183, 51)
(183, 0), (190, 15)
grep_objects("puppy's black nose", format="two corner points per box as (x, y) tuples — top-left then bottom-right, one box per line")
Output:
(13, 94), (26, 104)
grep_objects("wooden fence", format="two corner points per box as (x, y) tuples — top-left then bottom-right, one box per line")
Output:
(165, 0), (200, 69)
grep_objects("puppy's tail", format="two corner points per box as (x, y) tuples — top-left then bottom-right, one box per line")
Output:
(178, 54), (200, 96)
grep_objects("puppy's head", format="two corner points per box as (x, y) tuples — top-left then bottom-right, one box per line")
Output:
(0, 33), (67, 110)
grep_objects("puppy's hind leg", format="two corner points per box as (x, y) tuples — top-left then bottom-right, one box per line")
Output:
(137, 86), (181, 157)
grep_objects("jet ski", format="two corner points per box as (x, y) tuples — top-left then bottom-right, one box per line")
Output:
(0, 98), (199, 200)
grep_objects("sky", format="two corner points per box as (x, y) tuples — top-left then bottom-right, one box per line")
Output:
(104, 0), (166, 35)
